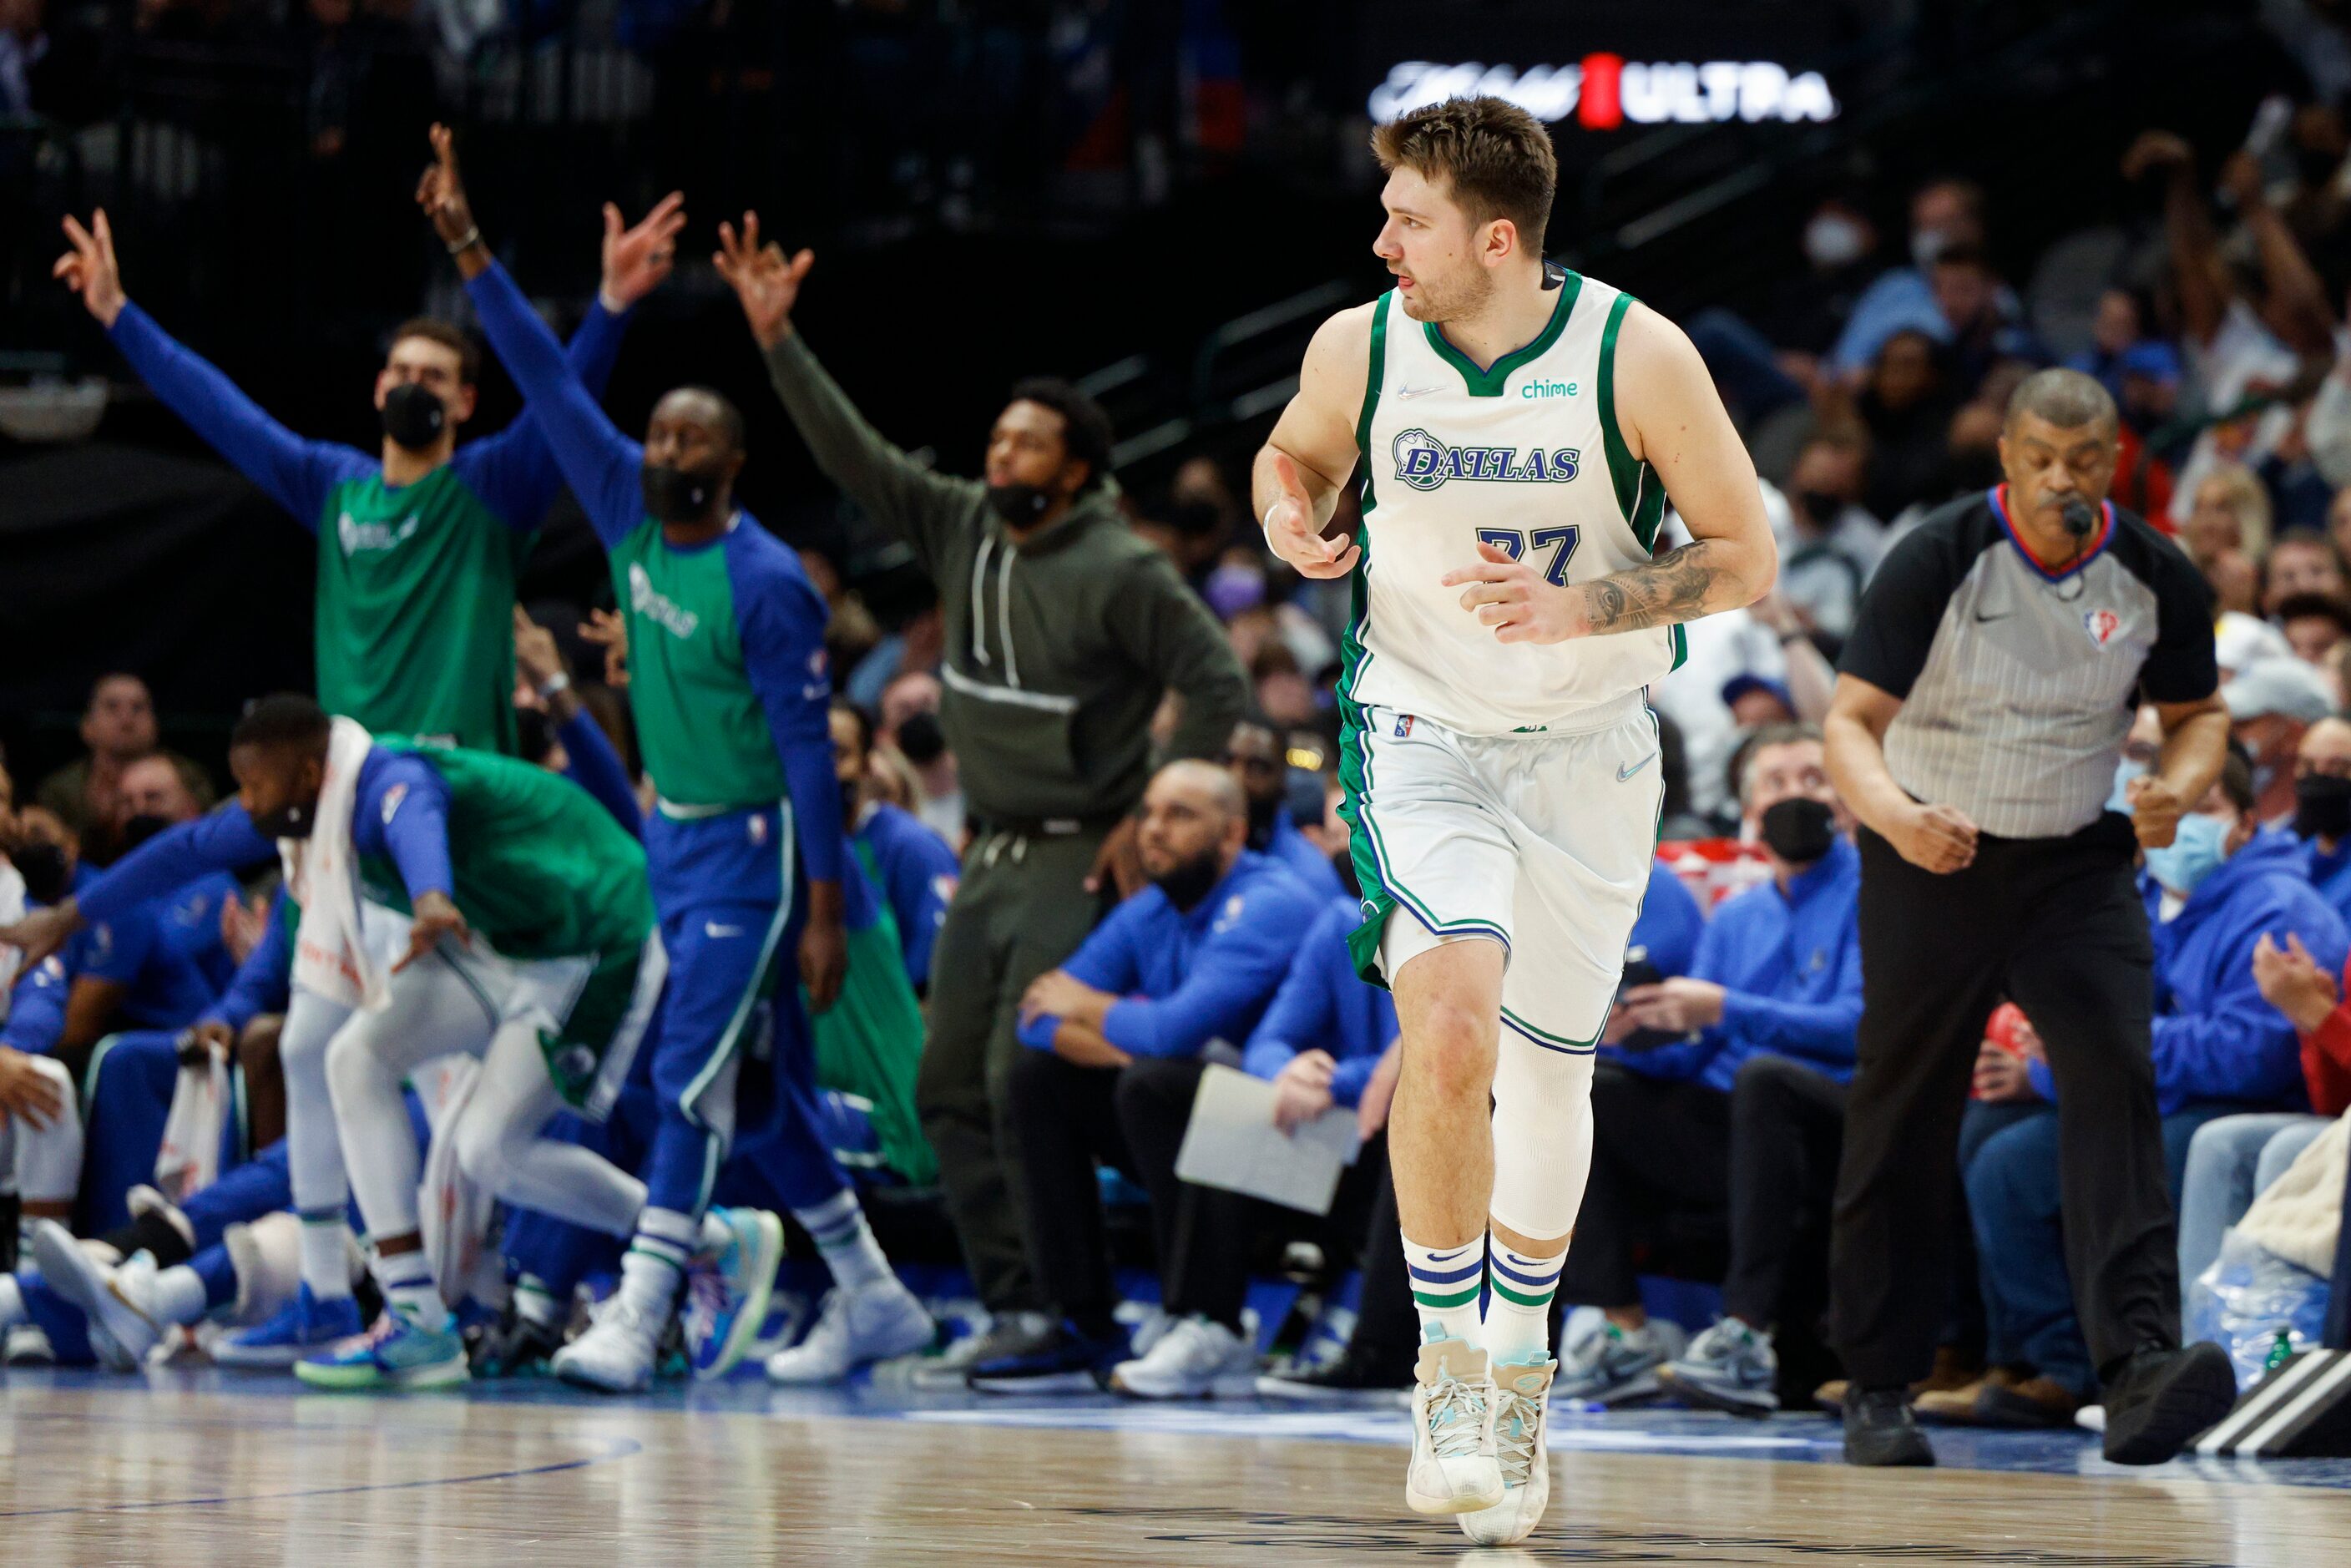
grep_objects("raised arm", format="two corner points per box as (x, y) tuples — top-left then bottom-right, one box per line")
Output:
(1253, 303), (1373, 579)
(58, 210), (369, 527)
(419, 125), (644, 545)
(2221, 151), (2337, 357)
(0, 805), (278, 971)
(457, 194), (687, 531)
(717, 216), (978, 575)
(2125, 131), (2230, 349)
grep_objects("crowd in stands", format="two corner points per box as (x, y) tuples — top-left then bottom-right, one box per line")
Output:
(6, 76), (2351, 1419)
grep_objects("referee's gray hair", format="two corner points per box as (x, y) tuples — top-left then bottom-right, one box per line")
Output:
(1735, 721), (1826, 808)
(2003, 367), (2119, 438)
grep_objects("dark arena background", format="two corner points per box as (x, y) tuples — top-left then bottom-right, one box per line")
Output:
(3, 1), (2351, 1561)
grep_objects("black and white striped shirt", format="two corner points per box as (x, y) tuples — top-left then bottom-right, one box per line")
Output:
(1839, 488), (2217, 840)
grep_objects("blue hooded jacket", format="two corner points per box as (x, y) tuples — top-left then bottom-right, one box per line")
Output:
(2030, 829), (2349, 1114)
(1242, 895), (1400, 1106)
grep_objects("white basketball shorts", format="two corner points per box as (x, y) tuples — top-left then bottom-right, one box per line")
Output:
(1337, 692), (1663, 1054)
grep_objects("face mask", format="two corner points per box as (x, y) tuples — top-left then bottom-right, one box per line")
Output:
(640, 463), (717, 524)
(1152, 847), (1225, 911)
(1244, 789), (1282, 842)
(2107, 757), (2147, 816)
(986, 482), (1054, 527)
(1910, 228), (1949, 268)
(2294, 773), (2351, 841)
(516, 706), (555, 767)
(1205, 561), (1267, 620)
(1758, 797), (1837, 865)
(119, 813), (174, 851)
(379, 382), (447, 451)
(250, 801), (315, 841)
(13, 841), (71, 905)
(895, 711), (947, 766)
(1804, 212), (1867, 269)
(1795, 490), (1844, 529)
(2144, 812), (2230, 896)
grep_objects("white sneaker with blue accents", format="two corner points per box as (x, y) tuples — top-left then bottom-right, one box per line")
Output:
(1460, 1357), (1556, 1545)
(1657, 1317), (1779, 1416)
(1405, 1338), (1504, 1515)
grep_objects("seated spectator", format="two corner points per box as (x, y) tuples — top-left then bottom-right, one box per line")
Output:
(831, 701), (959, 995)
(2264, 529), (2349, 615)
(1775, 434), (1885, 642)
(973, 761), (1322, 1390)
(2223, 658), (2337, 825)
(877, 669), (964, 845)
(1260, 855), (1705, 1400)
(1683, 195), (1883, 423)
(2278, 594), (2351, 675)
(2184, 464), (2276, 578)
(1828, 178), (1996, 380)
(2068, 288), (2153, 401)
(1858, 329), (1961, 521)
(1961, 751), (2349, 1427)
(109, 754), (237, 995)
(2293, 716), (2351, 925)
(35, 674), (211, 865)
(1225, 717), (1342, 899)
(1554, 725), (1862, 1409)
(1929, 245), (2045, 400)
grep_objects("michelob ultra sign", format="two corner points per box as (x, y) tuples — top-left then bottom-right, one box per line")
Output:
(1370, 57), (1838, 129)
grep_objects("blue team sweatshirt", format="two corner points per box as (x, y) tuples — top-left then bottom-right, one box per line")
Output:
(1241, 895), (1399, 1106)
(1017, 849), (1325, 1060)
(855, 801), (960, 989)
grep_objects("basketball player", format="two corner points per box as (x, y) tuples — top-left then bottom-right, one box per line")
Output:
(1256, 97), (1776, 1544)
(422, 127), (933, 1391)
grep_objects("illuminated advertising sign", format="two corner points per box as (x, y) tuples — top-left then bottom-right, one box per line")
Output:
(1369, 57), (1838, 129)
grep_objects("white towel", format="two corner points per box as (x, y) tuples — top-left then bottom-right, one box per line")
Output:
(2238, 1109), (2351, 1277)
(153, 1045), (231, 1203)
(282, 716), (390, 1013)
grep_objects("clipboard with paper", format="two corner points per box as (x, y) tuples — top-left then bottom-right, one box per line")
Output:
(1173, 1062), (1363, 1215)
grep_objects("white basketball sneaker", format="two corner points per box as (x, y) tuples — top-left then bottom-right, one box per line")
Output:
(28, 1221), (163, 1372)
(1109, 1314), (1260, 1399)
(765, 1277), (934, 1385)
(550, 1294), (664, 1393)
(1405, 1338), (1504, 1515)
(1460, 1357), (1556, 1545)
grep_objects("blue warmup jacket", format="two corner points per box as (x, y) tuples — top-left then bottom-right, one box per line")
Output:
(2031, 830), (2350, 1115)
(1262, 811), (1345, 901)
(854, 801), (960, 989)
(1628, 857), (1705, 979)
(1016, 849), (1324, 1060)
(1241, 895), (1400, 1107)
(2303, 835), (2351, 932)
(1625, 835), (1863, 1092)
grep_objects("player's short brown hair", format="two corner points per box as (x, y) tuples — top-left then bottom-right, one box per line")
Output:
(387, 317), (481, 385)
(1371, 96), (1557, 252)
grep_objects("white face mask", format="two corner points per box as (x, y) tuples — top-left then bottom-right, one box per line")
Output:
(1805, 213), (1868, 270)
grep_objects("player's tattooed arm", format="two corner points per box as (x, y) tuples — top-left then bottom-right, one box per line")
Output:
(1577, 539), (1737, 634)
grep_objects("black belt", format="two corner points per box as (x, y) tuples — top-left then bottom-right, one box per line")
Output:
(969, 811), (1128, 840)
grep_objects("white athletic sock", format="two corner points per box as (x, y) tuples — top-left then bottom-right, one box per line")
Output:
(298, 1213), (352, 1301)
(616, 1207), (697, 1318)
(0, 1274), (24, 1329)
(794, 1189), (891, 1292)
(699, 1212), (732, 1257)
(1483, 1237), (1565, 1364)
(374, 1250), (448, 1333)
(513, 1273), (563, 1332)
(153, 1264), (210, 1328)
(1403, 1233), (1485, 1347)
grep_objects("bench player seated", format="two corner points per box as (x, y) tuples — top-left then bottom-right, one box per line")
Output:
(0, 696), (787, 1389)
(974, 761), (1322, 1391)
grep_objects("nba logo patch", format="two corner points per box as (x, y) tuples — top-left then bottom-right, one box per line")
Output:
(1394, 714), (1414, 738)
(748, 814), (769, 845)
(2083, 609), (2121, 649)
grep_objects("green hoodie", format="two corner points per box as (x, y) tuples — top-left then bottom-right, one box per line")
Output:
(763, 333), (1248, 826)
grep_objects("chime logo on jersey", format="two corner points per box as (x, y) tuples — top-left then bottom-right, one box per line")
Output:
(337, 512), (421, 555)
(629, 563), (701, 639)
(2083, 609), (2121, 649)
(1393, 427), (1580, 492)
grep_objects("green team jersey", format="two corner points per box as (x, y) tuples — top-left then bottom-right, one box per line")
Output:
(608, 517), (832, 811)
(316, 468), (528, 756)
(361, 741), (651, 964)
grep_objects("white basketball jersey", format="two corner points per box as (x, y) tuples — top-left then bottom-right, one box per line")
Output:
(1342, 273), (1683, 736)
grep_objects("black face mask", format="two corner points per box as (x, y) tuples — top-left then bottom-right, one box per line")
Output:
(13, 841), (72, 905)
(1796, 491), (1844, 528)
(120, 813), (175, 852)
(250, 801), (315, 841)
(641, 463), (720, 524)
(2295, 773), (2351, 842)
(1152, 847), (1225, 911)
(379, 382), (447, 452)
(986, 482), (1054, 528)
(895, 711), (947, 766)
(1245, 791), (1282, 843)
(516, 706), (555, 768)
(1759, 797), (1838, 865)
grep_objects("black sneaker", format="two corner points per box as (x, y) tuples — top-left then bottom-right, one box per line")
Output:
(467, 1309), (564, 1378)
(2101, 1343), (2237, 1465)
(1256, 1343), (1413, 1399)
(968, 1318), (1125, 1393)
(1843, 1388), (1934, 1466)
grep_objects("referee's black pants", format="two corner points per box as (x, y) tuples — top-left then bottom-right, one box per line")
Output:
(1830, 814), (2177, 1392)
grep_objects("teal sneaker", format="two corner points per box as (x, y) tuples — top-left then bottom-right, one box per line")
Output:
(683, 1206), (784, 1382)
(295, 1312), (470, 1391)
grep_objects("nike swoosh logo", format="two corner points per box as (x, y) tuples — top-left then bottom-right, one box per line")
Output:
(1394, 383), (1441, 401)
(1973, 609), (2011, 623)
(1617, 753), (1657, 781)
(705, 923), (744, 938)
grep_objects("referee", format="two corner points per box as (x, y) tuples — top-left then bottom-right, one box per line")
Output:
(1823, 369), (2236, 1469)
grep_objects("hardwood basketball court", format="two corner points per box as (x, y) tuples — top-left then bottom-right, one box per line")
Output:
(5, 1370), (2348, 1563)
